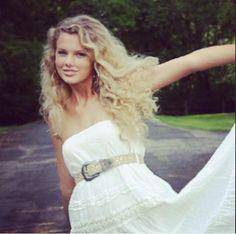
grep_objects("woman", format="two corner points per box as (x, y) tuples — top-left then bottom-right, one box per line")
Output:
(40, 15), (235, 233)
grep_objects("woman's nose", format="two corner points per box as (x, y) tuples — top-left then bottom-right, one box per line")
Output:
(65, 55), (74, 66)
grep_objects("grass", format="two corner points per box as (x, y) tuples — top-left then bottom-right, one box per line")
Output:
(156, 113), (235, 131)
(0, 114), (235, 136)
(0, 125), (20, 135)
(0, 120), (40, 136)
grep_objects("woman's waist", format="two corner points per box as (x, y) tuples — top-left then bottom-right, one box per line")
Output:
(70, 166), (153, 204)
(69, 163), (175, 213)
(70, 152), (145, 184)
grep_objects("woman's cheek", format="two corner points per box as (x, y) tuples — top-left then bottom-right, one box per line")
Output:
(55, 57), (64, 69)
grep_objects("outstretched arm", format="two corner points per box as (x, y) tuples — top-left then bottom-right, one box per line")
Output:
(147, 44), (235, 91)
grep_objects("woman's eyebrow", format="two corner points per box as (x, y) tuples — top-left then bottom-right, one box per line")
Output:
(56, 48), (87, 53)
(56, 48), (67, 51)
(75, 49), (87, 53)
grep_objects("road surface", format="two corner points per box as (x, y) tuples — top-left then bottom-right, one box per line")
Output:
(0, 120), (228, 233)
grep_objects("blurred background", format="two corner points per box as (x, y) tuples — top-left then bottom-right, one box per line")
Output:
(0, 0), (235, 126)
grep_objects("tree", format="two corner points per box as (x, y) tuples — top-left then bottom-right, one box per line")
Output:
(0, 0), (234, 125)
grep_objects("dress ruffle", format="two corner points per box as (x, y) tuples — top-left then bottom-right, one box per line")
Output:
(62, 121), (235, 233)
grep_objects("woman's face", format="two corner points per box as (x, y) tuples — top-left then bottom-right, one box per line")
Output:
(55, 32), (94, 86)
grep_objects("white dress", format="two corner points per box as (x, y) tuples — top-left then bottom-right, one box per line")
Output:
(62, 120), (235, 233)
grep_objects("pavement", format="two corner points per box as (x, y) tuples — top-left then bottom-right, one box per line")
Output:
(0, 120), (228, 233)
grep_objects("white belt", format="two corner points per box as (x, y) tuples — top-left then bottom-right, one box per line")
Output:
(74, 153), (144, 184)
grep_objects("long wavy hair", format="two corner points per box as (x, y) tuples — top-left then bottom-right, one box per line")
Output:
(40, 15), (159, 141)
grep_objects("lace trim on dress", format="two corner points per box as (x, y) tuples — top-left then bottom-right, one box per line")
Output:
(69, 175), (164, 210)
(69, 184), (140, 210)
(70, 196), (166, 233)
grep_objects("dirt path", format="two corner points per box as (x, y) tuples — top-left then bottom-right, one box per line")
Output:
(0, 120), (228, 233)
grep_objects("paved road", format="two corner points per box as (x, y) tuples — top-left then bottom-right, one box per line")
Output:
(0, 120), (228, 233)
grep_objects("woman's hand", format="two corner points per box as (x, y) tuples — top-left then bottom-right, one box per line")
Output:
(147, 44), (235, 91)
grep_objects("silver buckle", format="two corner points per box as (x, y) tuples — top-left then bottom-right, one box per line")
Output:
(81, 162), (100, 181)
(81, 159), (113, 181)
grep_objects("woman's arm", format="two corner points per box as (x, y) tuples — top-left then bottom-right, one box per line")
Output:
(51, 135), (75, 229)
(147, 44), (235, 91)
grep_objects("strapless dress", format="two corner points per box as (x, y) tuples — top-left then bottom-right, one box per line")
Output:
(62, 120), (235, 233)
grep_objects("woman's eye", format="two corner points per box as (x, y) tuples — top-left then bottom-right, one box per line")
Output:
(76, 52), (86, 57)
(57, 51), (67, 56)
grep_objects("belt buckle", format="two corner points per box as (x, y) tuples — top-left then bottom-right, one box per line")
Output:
(81, 162), (100, 181)
(81, 159), (113, 182)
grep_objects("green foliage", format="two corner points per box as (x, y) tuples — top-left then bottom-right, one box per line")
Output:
(157, 113), (235, 131)
(0, 124), (19, 135)
(0, 38), (42, 124)
(0, 0), (234, 125)
(151, 0), (235, 115)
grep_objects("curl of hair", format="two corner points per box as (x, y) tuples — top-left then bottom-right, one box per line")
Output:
(40, 15), (159, 141)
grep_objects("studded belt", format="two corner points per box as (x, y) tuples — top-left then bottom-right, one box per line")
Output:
(74, 153), (144, 184)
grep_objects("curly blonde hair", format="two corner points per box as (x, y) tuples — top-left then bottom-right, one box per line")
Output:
(40, 15), (158, 141)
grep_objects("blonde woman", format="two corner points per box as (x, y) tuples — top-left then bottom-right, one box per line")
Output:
(40, 15), (235, 233)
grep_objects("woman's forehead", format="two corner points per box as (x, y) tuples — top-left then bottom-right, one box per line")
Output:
(56, 32), (94, 60)
(56, 32), (84, 50)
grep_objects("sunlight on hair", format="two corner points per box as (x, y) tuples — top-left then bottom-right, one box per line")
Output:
(40, 15), (159, 141)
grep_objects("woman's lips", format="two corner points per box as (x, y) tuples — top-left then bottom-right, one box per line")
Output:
(63, 69), (78, 76)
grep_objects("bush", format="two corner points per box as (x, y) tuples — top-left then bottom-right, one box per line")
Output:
(0, 39), (42, 125)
